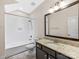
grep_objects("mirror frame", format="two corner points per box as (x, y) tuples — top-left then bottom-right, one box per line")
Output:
(44, 0), (79, 41)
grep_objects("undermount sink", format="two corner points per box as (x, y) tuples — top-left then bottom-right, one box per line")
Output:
(45, 40), (64, 47)
(46, 42), (65, 48)
(45, 40), (59, 44)
(40, 39), (65, 47)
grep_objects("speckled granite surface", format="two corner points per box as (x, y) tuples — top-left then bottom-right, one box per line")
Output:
(37, 38), (79, 59)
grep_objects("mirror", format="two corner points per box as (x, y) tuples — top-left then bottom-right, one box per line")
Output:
(45, 2), (79, 40)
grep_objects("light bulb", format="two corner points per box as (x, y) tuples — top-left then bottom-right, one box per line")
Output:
(48, 8), (55, 13)
(48, 6), (59, 13)
(53, 6), (59, 10)
(59, 0), (73, 9)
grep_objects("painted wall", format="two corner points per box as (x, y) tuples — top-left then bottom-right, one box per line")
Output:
(0, 0), (5, 58)
(31, 0), (57, 38)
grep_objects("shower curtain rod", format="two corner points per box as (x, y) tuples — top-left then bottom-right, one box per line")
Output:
(5, 12), (31, 19)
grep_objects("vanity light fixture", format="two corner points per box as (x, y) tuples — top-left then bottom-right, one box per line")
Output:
(48, 0), (78, 13)
(48, 5), (60, 13)
(59, 1), (68, 9)
(53, 6), (60, 11)
(48, 6), (60, 13)
(48, 1), (60, 13)
(59, 0), (71, 9)
(59, 0), (78, 9)
(48, 8), (55, 13)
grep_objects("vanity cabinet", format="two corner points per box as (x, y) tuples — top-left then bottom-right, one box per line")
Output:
(36, 48), (47, 59)
(36, 42), (72, 59)
(48, 55), (55, 59)
(57, 53), (71, 59)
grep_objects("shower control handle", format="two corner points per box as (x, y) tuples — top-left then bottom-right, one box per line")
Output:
(30, 35), (32, 38)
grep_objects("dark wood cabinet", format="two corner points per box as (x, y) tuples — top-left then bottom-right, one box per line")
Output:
(57, 53), (71, 59)
(48, 55), (55, 59)
(36, 47), (47, 59)
(36, 42), (72, 59)
(42, 46), (55, 57)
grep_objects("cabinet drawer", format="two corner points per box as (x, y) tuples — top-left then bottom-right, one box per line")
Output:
(36, 43), (42, 49)
(36, 48), (47, 59)
(57, 53), (72, 59)
(48, 55), (55, 59)
(42, 46), (55, 57)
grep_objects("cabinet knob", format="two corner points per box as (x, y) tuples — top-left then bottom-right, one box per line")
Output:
(44, 55), (47, 57)
(44, 55), (47, 58)
(48, 57), (51, 59)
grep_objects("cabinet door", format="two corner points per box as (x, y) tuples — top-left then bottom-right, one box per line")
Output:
(36, 48), (47, 59)
(57, 53), (72, 59)
(48, 55), (55, 59)
(42, 46), (55, 57)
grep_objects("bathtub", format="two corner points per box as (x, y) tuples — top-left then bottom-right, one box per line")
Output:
(5, 42), (35, 58)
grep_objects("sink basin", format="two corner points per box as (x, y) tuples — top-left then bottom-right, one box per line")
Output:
(40, 39), (64, 47)
(46, 42), (65, 48)
(45, 40), (59, 44)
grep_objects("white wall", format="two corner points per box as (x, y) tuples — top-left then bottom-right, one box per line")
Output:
(31, 0), (56, 38)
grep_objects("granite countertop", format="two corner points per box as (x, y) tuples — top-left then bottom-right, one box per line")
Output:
(37, 38), (79, 59)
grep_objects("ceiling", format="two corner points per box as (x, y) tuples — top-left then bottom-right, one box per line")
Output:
(5, 0), (45, 14)
(5, 0), (17, 4)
